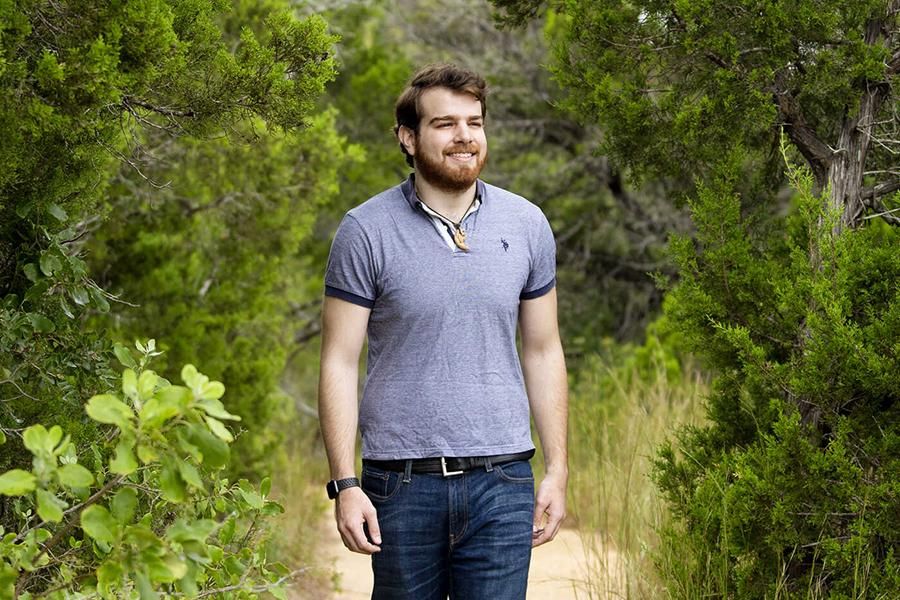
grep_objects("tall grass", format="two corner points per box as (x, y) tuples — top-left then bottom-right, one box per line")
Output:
(567, 343), (707, 599)
(264, 344), (335, 597)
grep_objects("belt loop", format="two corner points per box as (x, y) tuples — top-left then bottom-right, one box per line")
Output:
(402, 460), (413, 483)
(484, 456), (493, 472)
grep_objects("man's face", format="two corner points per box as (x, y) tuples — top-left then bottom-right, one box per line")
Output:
(400, 87), (488, 192)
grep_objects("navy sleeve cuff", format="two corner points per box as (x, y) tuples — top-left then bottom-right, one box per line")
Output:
(520, 278), (556, 300)
(325, 285), (376, 309)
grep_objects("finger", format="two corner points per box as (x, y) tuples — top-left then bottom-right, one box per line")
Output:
(545, 509), (565, 541)
(532, 497), (549, 530)
(532, 507), (565, 547)
(366, 510), (383, 545)
(348, 521), (381, 554)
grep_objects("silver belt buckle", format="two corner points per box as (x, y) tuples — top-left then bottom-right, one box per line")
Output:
(441, 457), (463, 477)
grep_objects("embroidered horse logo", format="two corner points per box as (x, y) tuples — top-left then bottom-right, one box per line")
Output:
(501, 238), (509, 252)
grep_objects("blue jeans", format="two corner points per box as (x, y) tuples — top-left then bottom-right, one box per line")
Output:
(361, 459), (535, 600)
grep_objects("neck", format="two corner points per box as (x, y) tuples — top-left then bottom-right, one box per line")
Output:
(414, 174), (477, 221)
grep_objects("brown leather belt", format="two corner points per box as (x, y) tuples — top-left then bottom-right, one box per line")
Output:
(363, 449), (535, 477)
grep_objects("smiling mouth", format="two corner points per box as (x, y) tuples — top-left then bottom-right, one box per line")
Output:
(447, 152), (476, 160)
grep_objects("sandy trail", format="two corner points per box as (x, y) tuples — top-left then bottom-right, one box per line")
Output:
(291, 514), (622, 599)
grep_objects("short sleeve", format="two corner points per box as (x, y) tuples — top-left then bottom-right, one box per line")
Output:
(520, 211), (557, 300)
(324, 214), (377, 308)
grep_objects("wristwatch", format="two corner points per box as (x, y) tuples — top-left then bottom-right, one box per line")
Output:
(326, 477), (360, 500)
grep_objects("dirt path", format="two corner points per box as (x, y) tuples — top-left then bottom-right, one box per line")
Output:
(291, 515), (622, 599)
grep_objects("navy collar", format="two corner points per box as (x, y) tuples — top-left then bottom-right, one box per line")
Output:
(400, 173), (485, 211)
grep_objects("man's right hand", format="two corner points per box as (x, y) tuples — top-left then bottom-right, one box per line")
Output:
(335, 486), (382, 554)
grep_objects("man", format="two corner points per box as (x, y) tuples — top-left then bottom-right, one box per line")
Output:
(318, 63), (568, 600)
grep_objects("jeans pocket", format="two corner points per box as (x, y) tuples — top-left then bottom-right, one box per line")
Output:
(361, 465), (403, 501)
(494, 460), (534, 484)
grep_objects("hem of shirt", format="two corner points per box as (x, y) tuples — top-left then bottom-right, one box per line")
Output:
(324, 285), (375, 309)
(520, 277), (556, 300)
(361, 441), (536, 461)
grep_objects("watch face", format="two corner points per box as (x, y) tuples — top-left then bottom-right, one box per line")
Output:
(326, 481), (338, 499)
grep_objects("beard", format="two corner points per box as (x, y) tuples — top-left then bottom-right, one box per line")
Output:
(414, 143), (487, 193)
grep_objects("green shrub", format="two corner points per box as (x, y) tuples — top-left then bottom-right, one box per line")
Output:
(0, 343), (292, 598)
(654, 160), (900, 598)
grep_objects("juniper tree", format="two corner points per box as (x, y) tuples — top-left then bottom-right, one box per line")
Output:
(493, 0), (900, 595)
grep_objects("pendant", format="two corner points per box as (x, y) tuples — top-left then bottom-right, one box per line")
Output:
(453, 227), (469, 252)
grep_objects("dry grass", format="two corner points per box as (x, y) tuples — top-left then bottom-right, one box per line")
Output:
(567, 351), (707, 599)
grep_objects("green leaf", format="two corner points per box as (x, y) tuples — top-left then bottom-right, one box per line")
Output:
(260, 476), (271, 497)
(59, 296), (74, 319)
(262, 500), (285, 516)
(204, 416), (233, 442)
(137, 370), (158, 399)
(139, 398), (180, 428)
(156, 385), (191, 410)
(36, 489), (65, 523)
(85, 394), (134, 429)
(80, 505), (119, 543)
(110, 487), (138, 524)
(57, 463), (94, 488)
(48, 203), (68, 222)
(23, 263), (39, 283)
(198, 381), (225, 401)
(159, 464), (186, 503)
(22, 424), (49, 455)
(39, 253), (61, 277)
(218, 517), (236, 544)
(180, 364), (198, 387)
(89, 286), (110, 312)
(177, 461), (203, 490)
(167, 519), (217, 543)
(70, 286), (90, 306)
(27, 312), (56, 333)
(136, 444), (158, 464)
(110, 439), (138, 475)
(184, 424), (229, 469)
(122, 369), (138, 399)
(134, 570), (158, 600)
(25, 279), (50, 303)
(97, 560), (124, 597)
(0, 470), (36, 495)
(114, 344), (138, 369)
(196, 398), (241, 421)
(0, 430), (5, 445)
(239, 488), (264, 509)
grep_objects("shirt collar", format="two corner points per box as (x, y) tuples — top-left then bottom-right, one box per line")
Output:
(400, 173), (485, 211)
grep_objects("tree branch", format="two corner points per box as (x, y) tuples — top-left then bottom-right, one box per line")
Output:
(772, 84), (833, 185)
(862, 178), (900, 201)
(15, 475), (127, 597)
(122, 96), (196, 118)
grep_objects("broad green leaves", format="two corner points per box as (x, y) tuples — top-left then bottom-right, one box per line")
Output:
(0, 360), (289, 596)
(81, 505), (118, 544)
(86, 395), (135, 429)
(57, 464), (93, 488)
(0, 470), (37, 496)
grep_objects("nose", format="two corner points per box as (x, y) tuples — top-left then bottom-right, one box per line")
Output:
(454, 122), (473, 143)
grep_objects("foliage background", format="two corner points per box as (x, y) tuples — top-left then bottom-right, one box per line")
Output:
(2, 0), (898, 597)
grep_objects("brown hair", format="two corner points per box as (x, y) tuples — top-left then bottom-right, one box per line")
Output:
(394, 64), (488, 167)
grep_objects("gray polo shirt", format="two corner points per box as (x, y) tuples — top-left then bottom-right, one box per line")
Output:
(324, 175), (556, 460)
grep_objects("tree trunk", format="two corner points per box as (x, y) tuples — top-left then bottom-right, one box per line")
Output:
(824, 4), (896, 234)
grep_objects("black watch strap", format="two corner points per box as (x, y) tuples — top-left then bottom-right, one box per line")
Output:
(326, 477), (360, 500)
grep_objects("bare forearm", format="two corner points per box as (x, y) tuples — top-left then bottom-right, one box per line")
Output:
(523, 344), (568, 475)
(318, 361), (360, 479)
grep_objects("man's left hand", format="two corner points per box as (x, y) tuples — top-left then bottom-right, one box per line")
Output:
(531, 470), (567, 547)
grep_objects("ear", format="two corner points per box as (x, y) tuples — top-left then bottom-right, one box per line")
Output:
(397, 125), (416, 157)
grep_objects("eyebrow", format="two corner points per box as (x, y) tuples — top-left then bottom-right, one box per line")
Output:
(428, 115), (484, 125)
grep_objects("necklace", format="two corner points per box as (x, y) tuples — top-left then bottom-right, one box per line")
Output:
(416, 192), (477, 252)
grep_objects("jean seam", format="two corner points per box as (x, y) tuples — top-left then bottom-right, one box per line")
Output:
(362, 471), (403, 501)
(495, 462), (534, 484)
